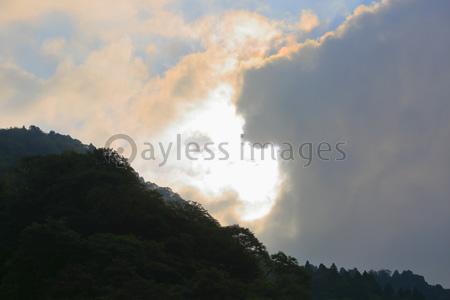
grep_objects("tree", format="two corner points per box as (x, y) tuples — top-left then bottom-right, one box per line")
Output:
(269, 251), (311, 300)
(384, 283), (395, 295)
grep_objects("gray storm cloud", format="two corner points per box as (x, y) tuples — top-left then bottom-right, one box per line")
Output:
(237, 0), (450, 287)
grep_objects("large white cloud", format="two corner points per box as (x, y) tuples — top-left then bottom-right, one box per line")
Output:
(237, 0), (450, 287)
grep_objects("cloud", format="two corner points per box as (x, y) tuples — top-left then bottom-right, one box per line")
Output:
(237, 0), (450, 287)
(296, 9), (320, 32)
(41, 38), (66, 57)
(0, 62), (41, 113)
(0, 1), (165, 30)
(0, 2), (286, 139)
(0, 36), (148, 143)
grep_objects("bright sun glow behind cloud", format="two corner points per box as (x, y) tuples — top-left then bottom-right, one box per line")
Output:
(181, 84), (282, 221)
(136, 83), (282, 222)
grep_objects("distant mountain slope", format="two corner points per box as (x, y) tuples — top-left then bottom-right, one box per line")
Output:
(141, 180), (185, 202)
(303, 262), (450, 300)
(371, 270), (450, 300)
(305, 262), (427, 300)
(0, 125), (94, 173)
(0, 126), (187, 205)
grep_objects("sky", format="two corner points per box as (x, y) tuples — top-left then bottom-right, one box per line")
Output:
(1, 0), (449, 288)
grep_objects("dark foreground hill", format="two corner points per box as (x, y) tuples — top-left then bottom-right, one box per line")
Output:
(0, 142), (310, 299)
(0, 126), (448, 300)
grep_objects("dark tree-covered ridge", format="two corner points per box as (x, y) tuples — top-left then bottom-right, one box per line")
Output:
(0, 126), (448, 300)
(305, 262), (450, 300)
(0, 148), (311, 299)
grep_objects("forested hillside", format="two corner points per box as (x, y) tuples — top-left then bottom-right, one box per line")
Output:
(0, 146), (310, 299)
(306, 262), (429, 300)
(370, 270), (450, 300)
(0, 127), (448, 300)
